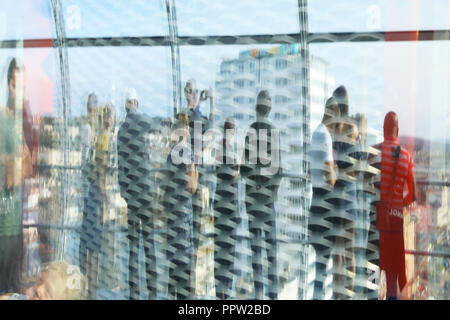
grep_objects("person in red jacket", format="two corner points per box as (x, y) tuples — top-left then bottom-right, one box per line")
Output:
(375, 111), (416, 300)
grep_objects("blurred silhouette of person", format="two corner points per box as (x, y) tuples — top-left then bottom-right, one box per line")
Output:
(182, 79), (215, 274)
(374, 111), (416, 300)
(79, 92), (98, 279)
(163, 112), (198, 299)
(307, 97), (338, 300)
(20, 62), (40, 284)
(242, 90), (281, 299)
(4, 58), (40, 284)
(349, 113), (376, 298)
(96, 102), (120, 291)
(117, 88), (158, 299)
(0, 57), (33, 294)
(79, 101), (116, 299)
(330, 85), (358, 299)
(213, 117), (240, 299)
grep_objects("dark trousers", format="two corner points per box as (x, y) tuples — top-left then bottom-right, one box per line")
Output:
(127, 211), (157, 300)
(248, 216), (278, 300)
(0, 234), (22, 294)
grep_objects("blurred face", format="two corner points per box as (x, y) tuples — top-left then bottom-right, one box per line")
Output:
(185, 87), (198, 107)
(87, 97), (98, 119)
(125, 99), (137, 112)
(103, 107), (115, 129)
(8, 68), (25, 108)
(105, 116), (113, 129)
(88, 94), (97, 107)
(193, 90), (198, 105)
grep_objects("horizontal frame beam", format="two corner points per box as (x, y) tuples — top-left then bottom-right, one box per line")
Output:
(1, 30), (449, 49)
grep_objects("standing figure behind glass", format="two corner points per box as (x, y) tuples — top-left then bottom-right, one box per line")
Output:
(214, 117), (240, 299)
(163, 112), (198, 299)
(79, 99), (116, 299)
(0, 57), (32, 294)
(329, 86), (358, 299)
(373, 111), (416, 300)
(79, 92), (97, 274)
(348, 113), (377, 299)
(182, 79), (215, 276)
(78, 92), (99, 299)
(242, 90), (281, 299)
(307, 97), (338, 300)
(96, 102), (119, 293)
(117, 88), (158, 300)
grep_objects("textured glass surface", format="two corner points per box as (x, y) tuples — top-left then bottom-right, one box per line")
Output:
(0, 1), (448, 301)
(309, 40), (449, 299)
(68, 46), (173, 117)
(177, 0), (299, 36)
(61, 0), (168, 38)
(309, 0), (450, 33)
(0, 0), (54, 40)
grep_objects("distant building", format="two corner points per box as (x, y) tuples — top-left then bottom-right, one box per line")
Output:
(211, 44), (335, 299)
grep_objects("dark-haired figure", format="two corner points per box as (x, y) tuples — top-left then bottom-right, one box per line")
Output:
(117, 88), (159, 300)
(242, 90), (281, 299)
(374, 111), (416, 300)
(0, 58), (33, 294)
(213, 117), (240, 299)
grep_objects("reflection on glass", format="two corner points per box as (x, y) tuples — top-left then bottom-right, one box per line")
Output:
(177, 0), (299, 36)
(61, 0), (168, 38)
(0, 0), (54, 41)
(308, 0), (450, 33)
(0, 2), (448, 301)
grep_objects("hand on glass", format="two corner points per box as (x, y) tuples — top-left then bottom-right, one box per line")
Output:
(200, 87), (214, 102)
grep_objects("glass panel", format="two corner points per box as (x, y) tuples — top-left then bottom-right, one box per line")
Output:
(0, 47), (61, 295)
(68, 47), (173, 118)
(66, 46), (173, 299)
(0, 1), (448, 302)
(309, 40), (450, 299)
(423, 255), (450, 299)
(179, 44), (313, 299)
(177, 0), (299, 36)
(61, 0), (168, 38)
(0, 0), (54, 40)
(309, 0), (450, 33)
